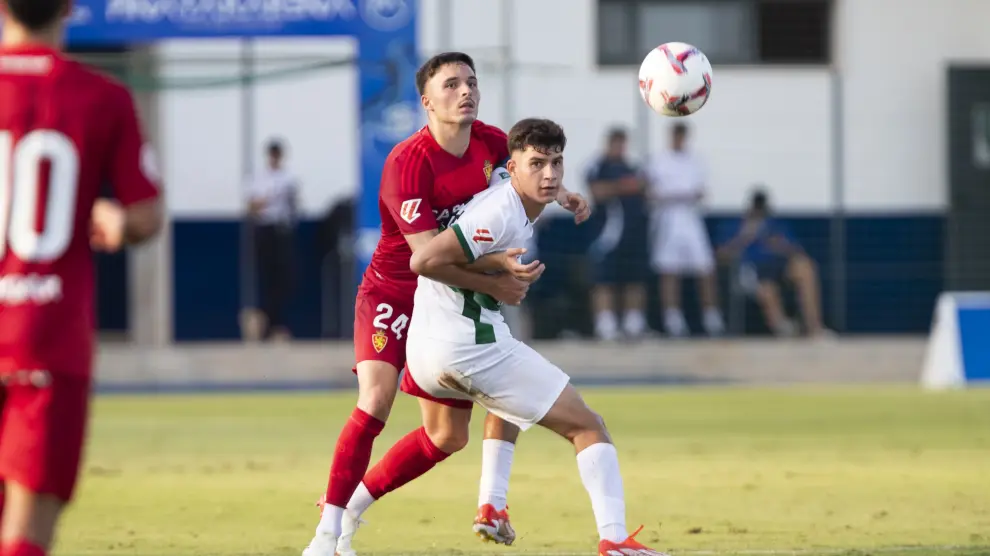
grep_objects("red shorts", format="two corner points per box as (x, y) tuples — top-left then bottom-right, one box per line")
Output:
(0, 370), (91, 502)
(354, 290), (471, 409)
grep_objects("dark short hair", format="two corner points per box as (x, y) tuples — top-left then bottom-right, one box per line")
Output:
(266, 139), (284, 156)
(507, 118), (567, 155)
(607, 127), (627, 142)
(4, 0), (66, 31)
(750, 187), (769, 211)
(415, 52), (476, 96)
(672, 122), (689, 136)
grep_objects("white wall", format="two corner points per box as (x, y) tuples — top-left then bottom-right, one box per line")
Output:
(837, 0), (990, 212)
(157, 37), (358, 217)
(156, 0), (990, 217)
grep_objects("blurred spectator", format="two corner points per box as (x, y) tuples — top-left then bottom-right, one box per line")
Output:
(646, 123), (724, 337)
(245, 138), (298, 341)
(716, 188), (829, 337)
(586, 127), (650, 341)
(316, 197), (355, 339)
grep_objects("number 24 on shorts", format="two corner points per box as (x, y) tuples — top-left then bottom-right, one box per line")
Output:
(372, 303), (409, 352)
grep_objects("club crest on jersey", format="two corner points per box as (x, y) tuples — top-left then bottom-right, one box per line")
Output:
(483, 160), (493, 182)
(473, 228), (495, 243)
(400, 198), (422, 224)
(372, 329), (388, 353)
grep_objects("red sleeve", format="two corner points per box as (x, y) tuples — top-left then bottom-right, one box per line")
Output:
(106, 85), (162, 206)
(380, 147), (439, 235)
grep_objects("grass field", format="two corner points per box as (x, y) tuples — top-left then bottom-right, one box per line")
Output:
(56, 386), (990, 556)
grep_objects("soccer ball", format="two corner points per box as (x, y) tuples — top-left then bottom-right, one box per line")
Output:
(638, 42), (713, 117)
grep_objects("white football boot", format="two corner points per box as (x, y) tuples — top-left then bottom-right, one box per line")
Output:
(334, 508), (366, 556)
(301, 530), (337, 556)
(303, 495), (339, 556)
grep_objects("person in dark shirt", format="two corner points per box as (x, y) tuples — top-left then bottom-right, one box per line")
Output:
(586, 128), (650, 340)
(716, 188), (829, 337)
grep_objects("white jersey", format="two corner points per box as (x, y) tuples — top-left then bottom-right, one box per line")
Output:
(409, 178), (534, 345)
(405, 174), (570, 430)
(646, 149), (715, 273)
(647, 148), (707, 229)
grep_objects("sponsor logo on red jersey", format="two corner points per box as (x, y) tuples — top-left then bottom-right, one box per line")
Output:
(400, 198), (422, 224)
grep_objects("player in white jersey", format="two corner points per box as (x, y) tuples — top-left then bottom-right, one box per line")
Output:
(405, 118), (668, 556)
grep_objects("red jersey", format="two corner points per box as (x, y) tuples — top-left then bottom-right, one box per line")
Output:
(364, 120), (509, 296)
(0, 45), (161, 377)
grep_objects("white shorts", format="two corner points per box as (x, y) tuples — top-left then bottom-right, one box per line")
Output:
(405, 335), (571, 431)
(650, 215), (715, 274)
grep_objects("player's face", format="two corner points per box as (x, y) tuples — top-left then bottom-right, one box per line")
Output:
(508, 146), (564, 205)
(422, 63), (480, 126)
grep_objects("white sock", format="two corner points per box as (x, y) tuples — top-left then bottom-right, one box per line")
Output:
(622, 309), (646, 336)
(346, 481), (377, 517)
(664, 308), (688, 336)
(576, 442), (628, 542)
(595, 311), (619, 340)
(317, 504), (344, 537)
(478, 439), (514, 510)
(703, 307), (725, 335)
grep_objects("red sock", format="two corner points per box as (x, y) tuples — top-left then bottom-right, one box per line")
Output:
(362, 427), (450, 500)
(2, 540), (45, 556)
(324, 408), (386, 507)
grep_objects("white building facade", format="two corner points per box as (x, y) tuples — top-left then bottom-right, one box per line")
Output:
(154, 0), (990, 218)
(115, 0), (986, 340)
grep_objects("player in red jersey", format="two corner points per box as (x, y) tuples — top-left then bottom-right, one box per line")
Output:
(0, 2), (163, 555)
(303, 52), (590, 556)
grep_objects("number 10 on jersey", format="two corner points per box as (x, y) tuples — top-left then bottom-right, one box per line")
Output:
(0, 130), (80, 263)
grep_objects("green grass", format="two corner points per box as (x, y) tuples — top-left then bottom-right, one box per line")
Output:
(56, 386), (990, 556)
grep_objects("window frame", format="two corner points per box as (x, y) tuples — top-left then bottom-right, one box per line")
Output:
(595, 0), (832, 67)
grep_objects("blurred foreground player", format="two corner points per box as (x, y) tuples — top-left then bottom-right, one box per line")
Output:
(303, 53), (590, 556)
(406, 118), (668, 556)
(0, 2), (163, 555)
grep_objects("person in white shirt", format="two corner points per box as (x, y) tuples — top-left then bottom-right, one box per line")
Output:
(247, 139), (299, 340)
(647, 123), (724, 337)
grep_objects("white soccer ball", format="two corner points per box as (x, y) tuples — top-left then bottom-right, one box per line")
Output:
(638, 42), (713, 117)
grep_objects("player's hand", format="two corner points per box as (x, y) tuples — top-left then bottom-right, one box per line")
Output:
(90, 199), (126, 253)
(557, 190), (591, 225)
(491, 273), (530, 306)
(501, 248), (545, 283)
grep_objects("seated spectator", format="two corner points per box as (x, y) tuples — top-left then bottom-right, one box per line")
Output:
(716, 189), (829, 337)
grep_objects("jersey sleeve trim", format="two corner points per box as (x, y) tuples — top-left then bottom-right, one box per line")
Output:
(451, 224), (476, 263)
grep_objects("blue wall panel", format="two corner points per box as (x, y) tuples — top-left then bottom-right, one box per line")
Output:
(94, 214), (943, 341)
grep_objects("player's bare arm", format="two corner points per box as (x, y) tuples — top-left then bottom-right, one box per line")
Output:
(466, 247), (544, 283)
(408, 227), (475, 276)
(555, 188), (591, 224)
(404, 229), (531, 304)
(91, 198), (163, 253)
(405, 229), (542, 280)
